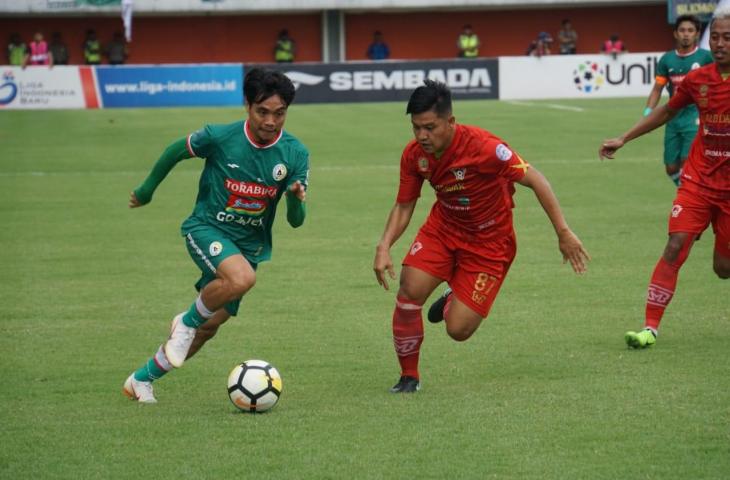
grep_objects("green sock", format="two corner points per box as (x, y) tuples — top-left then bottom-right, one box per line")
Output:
(133, 345), (172, 382)
(182, 301), (205, 328)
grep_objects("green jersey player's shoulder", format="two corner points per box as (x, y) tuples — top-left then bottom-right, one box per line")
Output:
(279, 130), (309, 157)
(698, 48), (714, 63)
(202, 120), (246, 142)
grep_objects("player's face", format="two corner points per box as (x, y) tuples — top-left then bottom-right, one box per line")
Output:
(674, 21), (699, 49)
(410, 109), (456, 156)
(710, 18), (730, 67)
(246, 94), (288, 144)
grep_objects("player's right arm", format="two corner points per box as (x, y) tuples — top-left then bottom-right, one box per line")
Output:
(129, 137), (196, 208)
(373, 145), (424, 290)
(374, 200), (418, 290)
(644, 55), (669, 114)
(599, 104), (679, 160)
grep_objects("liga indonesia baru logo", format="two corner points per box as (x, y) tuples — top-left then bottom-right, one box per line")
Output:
(0, 71), (18, 106)
(573, 61), (605, 93)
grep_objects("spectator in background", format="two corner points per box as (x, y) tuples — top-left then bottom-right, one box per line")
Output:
(106, 31), (128, 65)
(366, 30), (390, 60)
(601, 33), (626, 59)
(274, 29), (296, 63)
(83, 29), (101, 65)
(26, 32), (52, 67)
(526, 31), (553, 57)
(49, 32), (69, 65)
(558, 19), (578, 54)
(457, 24), (480, 58)
(7, 33), (27, 67)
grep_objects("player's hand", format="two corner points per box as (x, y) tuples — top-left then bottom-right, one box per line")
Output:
(558, 229), (590, 274)
(288, 181), (306, 201)
(373, 245), (396, 290)
(128, 191), (143, 208)
(599, 137), (624, 160)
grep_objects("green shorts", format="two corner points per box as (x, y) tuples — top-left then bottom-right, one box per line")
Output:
(663, 124), (696, 166)
(183, 225), (257, 316)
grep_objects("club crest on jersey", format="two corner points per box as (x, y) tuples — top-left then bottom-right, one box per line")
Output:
(496, 144), (513, 161)
(209, 241), (223, 257)
(273, 164), (287, 181)
(671, 204), (683, 218)
(410, 241), (423, 255)
(451, 168), (466, 181)
(417, 157), (429, 172)
(700, 84), (708, 96)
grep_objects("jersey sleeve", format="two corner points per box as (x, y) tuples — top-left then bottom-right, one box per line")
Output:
(287, 147), (310, 190)
(187, 125), (215, 158)
(655, 54), (669, 85)
(396, 146), (424, 203)
(479, 140), (530, 182)
(667, 72), (695, 110)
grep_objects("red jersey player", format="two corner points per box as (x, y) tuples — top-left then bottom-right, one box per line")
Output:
(373, 80), (590, 393)
(600, 9), (730, 349)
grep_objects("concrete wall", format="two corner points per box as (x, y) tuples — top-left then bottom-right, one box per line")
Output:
(1, 4), (672, 64)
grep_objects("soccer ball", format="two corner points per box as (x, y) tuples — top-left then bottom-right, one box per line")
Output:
(227, 360), (282, 413)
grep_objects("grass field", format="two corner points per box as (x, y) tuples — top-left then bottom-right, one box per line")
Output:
(0, 97), (727, 479)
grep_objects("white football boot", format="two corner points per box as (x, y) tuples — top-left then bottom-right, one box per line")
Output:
(123, 374), (157, 404)
(163, 312), (196, 368)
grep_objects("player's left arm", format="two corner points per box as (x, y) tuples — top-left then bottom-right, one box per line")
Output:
(285, 151), (309, 228)
(517, 167), (590, 274)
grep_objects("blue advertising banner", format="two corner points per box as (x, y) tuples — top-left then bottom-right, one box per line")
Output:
(667, 0), (718, 23)
(96, 64), (243, 108)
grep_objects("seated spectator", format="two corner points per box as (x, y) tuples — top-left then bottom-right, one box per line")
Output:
(49, 32), (69, 65)
(27, 32), (52, 67)
(558, 19), (578, 54)
(366, 30), (390, 60)
(601, 33), (626, 59)
(7, 33), (27, 67)
(83, 29), (101, 65)
(106, 31), (128, 65)
(274, 29), (296, 63)
(526, 32), (553, 57)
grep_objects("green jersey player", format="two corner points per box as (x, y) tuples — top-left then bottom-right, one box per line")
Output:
(123, 68), (309, 403)
(644, 14), (713, 185)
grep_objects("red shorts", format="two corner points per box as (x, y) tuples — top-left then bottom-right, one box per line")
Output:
(402, 222), (516, 317)
(668, 187), (730, 257)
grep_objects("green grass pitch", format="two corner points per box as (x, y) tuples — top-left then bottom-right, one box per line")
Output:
(0, 98), (727, 479)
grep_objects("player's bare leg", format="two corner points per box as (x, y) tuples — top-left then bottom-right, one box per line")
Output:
(390, 266), (442, 393)
(443, 298), (484, 342)
(166, 254), (255, 367)
(712, 236), (730, 280)
(187, 309), (232, 359)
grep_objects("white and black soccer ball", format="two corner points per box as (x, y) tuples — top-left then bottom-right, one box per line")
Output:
(227, 360), (282, 413)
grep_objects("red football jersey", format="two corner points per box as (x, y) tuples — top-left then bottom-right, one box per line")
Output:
(668, 63), (730, 198)
(397, 124), (530, 242)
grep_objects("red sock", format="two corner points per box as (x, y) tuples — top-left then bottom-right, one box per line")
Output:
(392, 295), (424, 380)
(645, 236), (693, 331)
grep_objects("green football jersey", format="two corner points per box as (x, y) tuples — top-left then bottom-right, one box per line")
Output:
(656, 47), (714, 129)
(181, 120), (309, 263)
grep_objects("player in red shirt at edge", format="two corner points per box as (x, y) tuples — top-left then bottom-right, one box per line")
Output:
(600, 9), (730, 349)
(373, 80), (591, 393)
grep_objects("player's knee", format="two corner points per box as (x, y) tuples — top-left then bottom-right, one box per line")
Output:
(396, 284), (426, 305)
(662, 235), (688, 263)
(446, 324), (476, 342)
(225, 271), (256, 298)
(713, 262), (730, 279)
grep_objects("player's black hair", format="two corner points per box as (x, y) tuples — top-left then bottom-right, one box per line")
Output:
(244, 68), (296, 107)
(674, 14), (701, 32)
(406, 80), (452, 117)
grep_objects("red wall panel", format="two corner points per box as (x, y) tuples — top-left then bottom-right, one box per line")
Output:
(346, 5), (673, 60)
